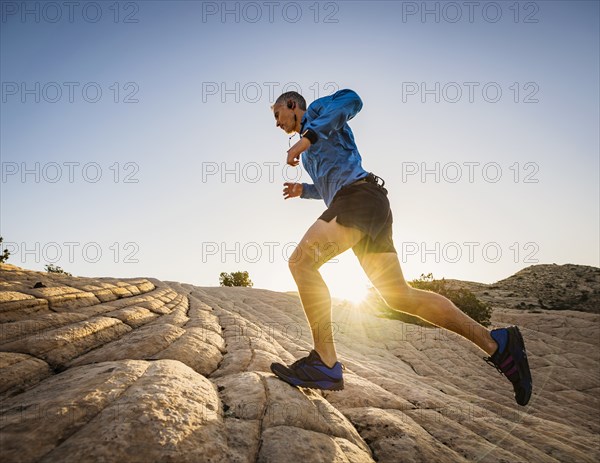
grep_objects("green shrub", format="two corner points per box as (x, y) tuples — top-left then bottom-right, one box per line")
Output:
(219, 271), (253, 287)
(45, 264), (72, 276)
(0, 237), (9, 263)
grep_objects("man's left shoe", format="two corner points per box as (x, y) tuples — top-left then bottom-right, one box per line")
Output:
(485, 326), (533, 406)
(270, 350), (345, 391)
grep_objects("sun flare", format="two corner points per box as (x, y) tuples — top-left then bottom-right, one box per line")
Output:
(319, 256), (372, 306)
(333, 284), (369, 306)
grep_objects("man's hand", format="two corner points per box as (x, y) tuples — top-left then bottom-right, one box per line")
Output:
(283, 182), (303, 199)
(286, 136), (311, 167)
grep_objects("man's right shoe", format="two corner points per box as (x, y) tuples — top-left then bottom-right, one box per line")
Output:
(485, 326), (533, 406)
(270, 349), (345, 391)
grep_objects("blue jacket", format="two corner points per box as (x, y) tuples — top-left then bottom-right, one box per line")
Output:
(299, 89), (369, 207)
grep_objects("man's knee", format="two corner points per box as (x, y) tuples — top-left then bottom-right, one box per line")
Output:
(288, 245), (320, 277)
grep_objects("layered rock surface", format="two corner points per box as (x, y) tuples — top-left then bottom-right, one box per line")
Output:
(1, 264), (598, 462)
(447, 264), (600, 314)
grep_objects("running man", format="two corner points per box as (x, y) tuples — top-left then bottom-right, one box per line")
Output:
(269, 89), (533, 406)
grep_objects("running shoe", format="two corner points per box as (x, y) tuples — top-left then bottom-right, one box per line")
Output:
(270, 349), (345, 391)
(485, 326), (533, 406)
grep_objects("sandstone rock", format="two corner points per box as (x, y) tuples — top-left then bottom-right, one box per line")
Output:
(0, 352), (52, 399)
(38, 360), (228, 463)
(152, 327), (223, 376)
(0, 359), (229, 463)
(68, 323), (185, 367)
(344, 407), (468, 463)
(258, 426), (374, 463)
(99, 287), (175, 313)
(104, 305), (160, 328)
(324, 373), (415, 411)
(70, 284), (122, 303)
(148, 306), (189, 327)
(223, 418), (262, 463)
(262, 375), (370, 454)
(0, 290), (38, 304)
(186, 306), (222, 333)
(212, 344), (253, 377)
(0, 264), (598, 462)
(2, 316), (131, 369)
(23, 286), (101, 311)
(188, 293), (216, 312)
(0, 312), (89, 344)
(0, 360), (150, 462)
(0, 291), (50, 322)
(213, 371), (267, 421)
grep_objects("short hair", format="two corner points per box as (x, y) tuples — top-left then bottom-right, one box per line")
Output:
(271, 91), (307, 111)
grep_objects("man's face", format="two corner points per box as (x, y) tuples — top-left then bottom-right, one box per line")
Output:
(273, 103), (295, 134)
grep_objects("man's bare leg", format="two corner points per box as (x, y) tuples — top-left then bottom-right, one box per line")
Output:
(357, 252), (498, 355)
(288, 217), (365, 367)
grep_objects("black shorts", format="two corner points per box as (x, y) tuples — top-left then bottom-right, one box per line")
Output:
(318, 180), (397, 257)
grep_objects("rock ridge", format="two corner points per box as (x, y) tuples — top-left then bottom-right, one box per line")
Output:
(1, 263), (598, 462)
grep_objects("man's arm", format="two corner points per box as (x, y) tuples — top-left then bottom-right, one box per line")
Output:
(301, 89), (363, 143)
(300, 183), (322, 200)
(282, 182), (322, 200)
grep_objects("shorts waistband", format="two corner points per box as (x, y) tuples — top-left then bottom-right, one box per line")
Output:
(348, 173), (386, 189)
(348, 178), (368, 187)
(365, 172), (386, 188)
(350, 172), (385, 188)
(338, 173), (388, 197)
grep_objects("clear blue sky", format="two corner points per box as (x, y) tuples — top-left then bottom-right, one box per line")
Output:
(1, 1), (598, 301)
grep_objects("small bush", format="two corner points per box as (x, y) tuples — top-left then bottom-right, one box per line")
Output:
(219, 271), (253, 287)
(411, 273), (492, 325)
(45, 264), (72, 276)
(0, 237), (9, 263)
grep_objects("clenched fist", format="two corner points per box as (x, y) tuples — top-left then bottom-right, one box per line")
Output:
(283, 182), (303, 199)
(286, 136), (311, 167)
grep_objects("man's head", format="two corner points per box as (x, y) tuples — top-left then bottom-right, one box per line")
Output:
(271, 91), (306, 134)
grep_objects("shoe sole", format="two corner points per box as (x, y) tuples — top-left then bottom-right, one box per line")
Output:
(508, 326), (533, 406)
(270, 364), (345, 391)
